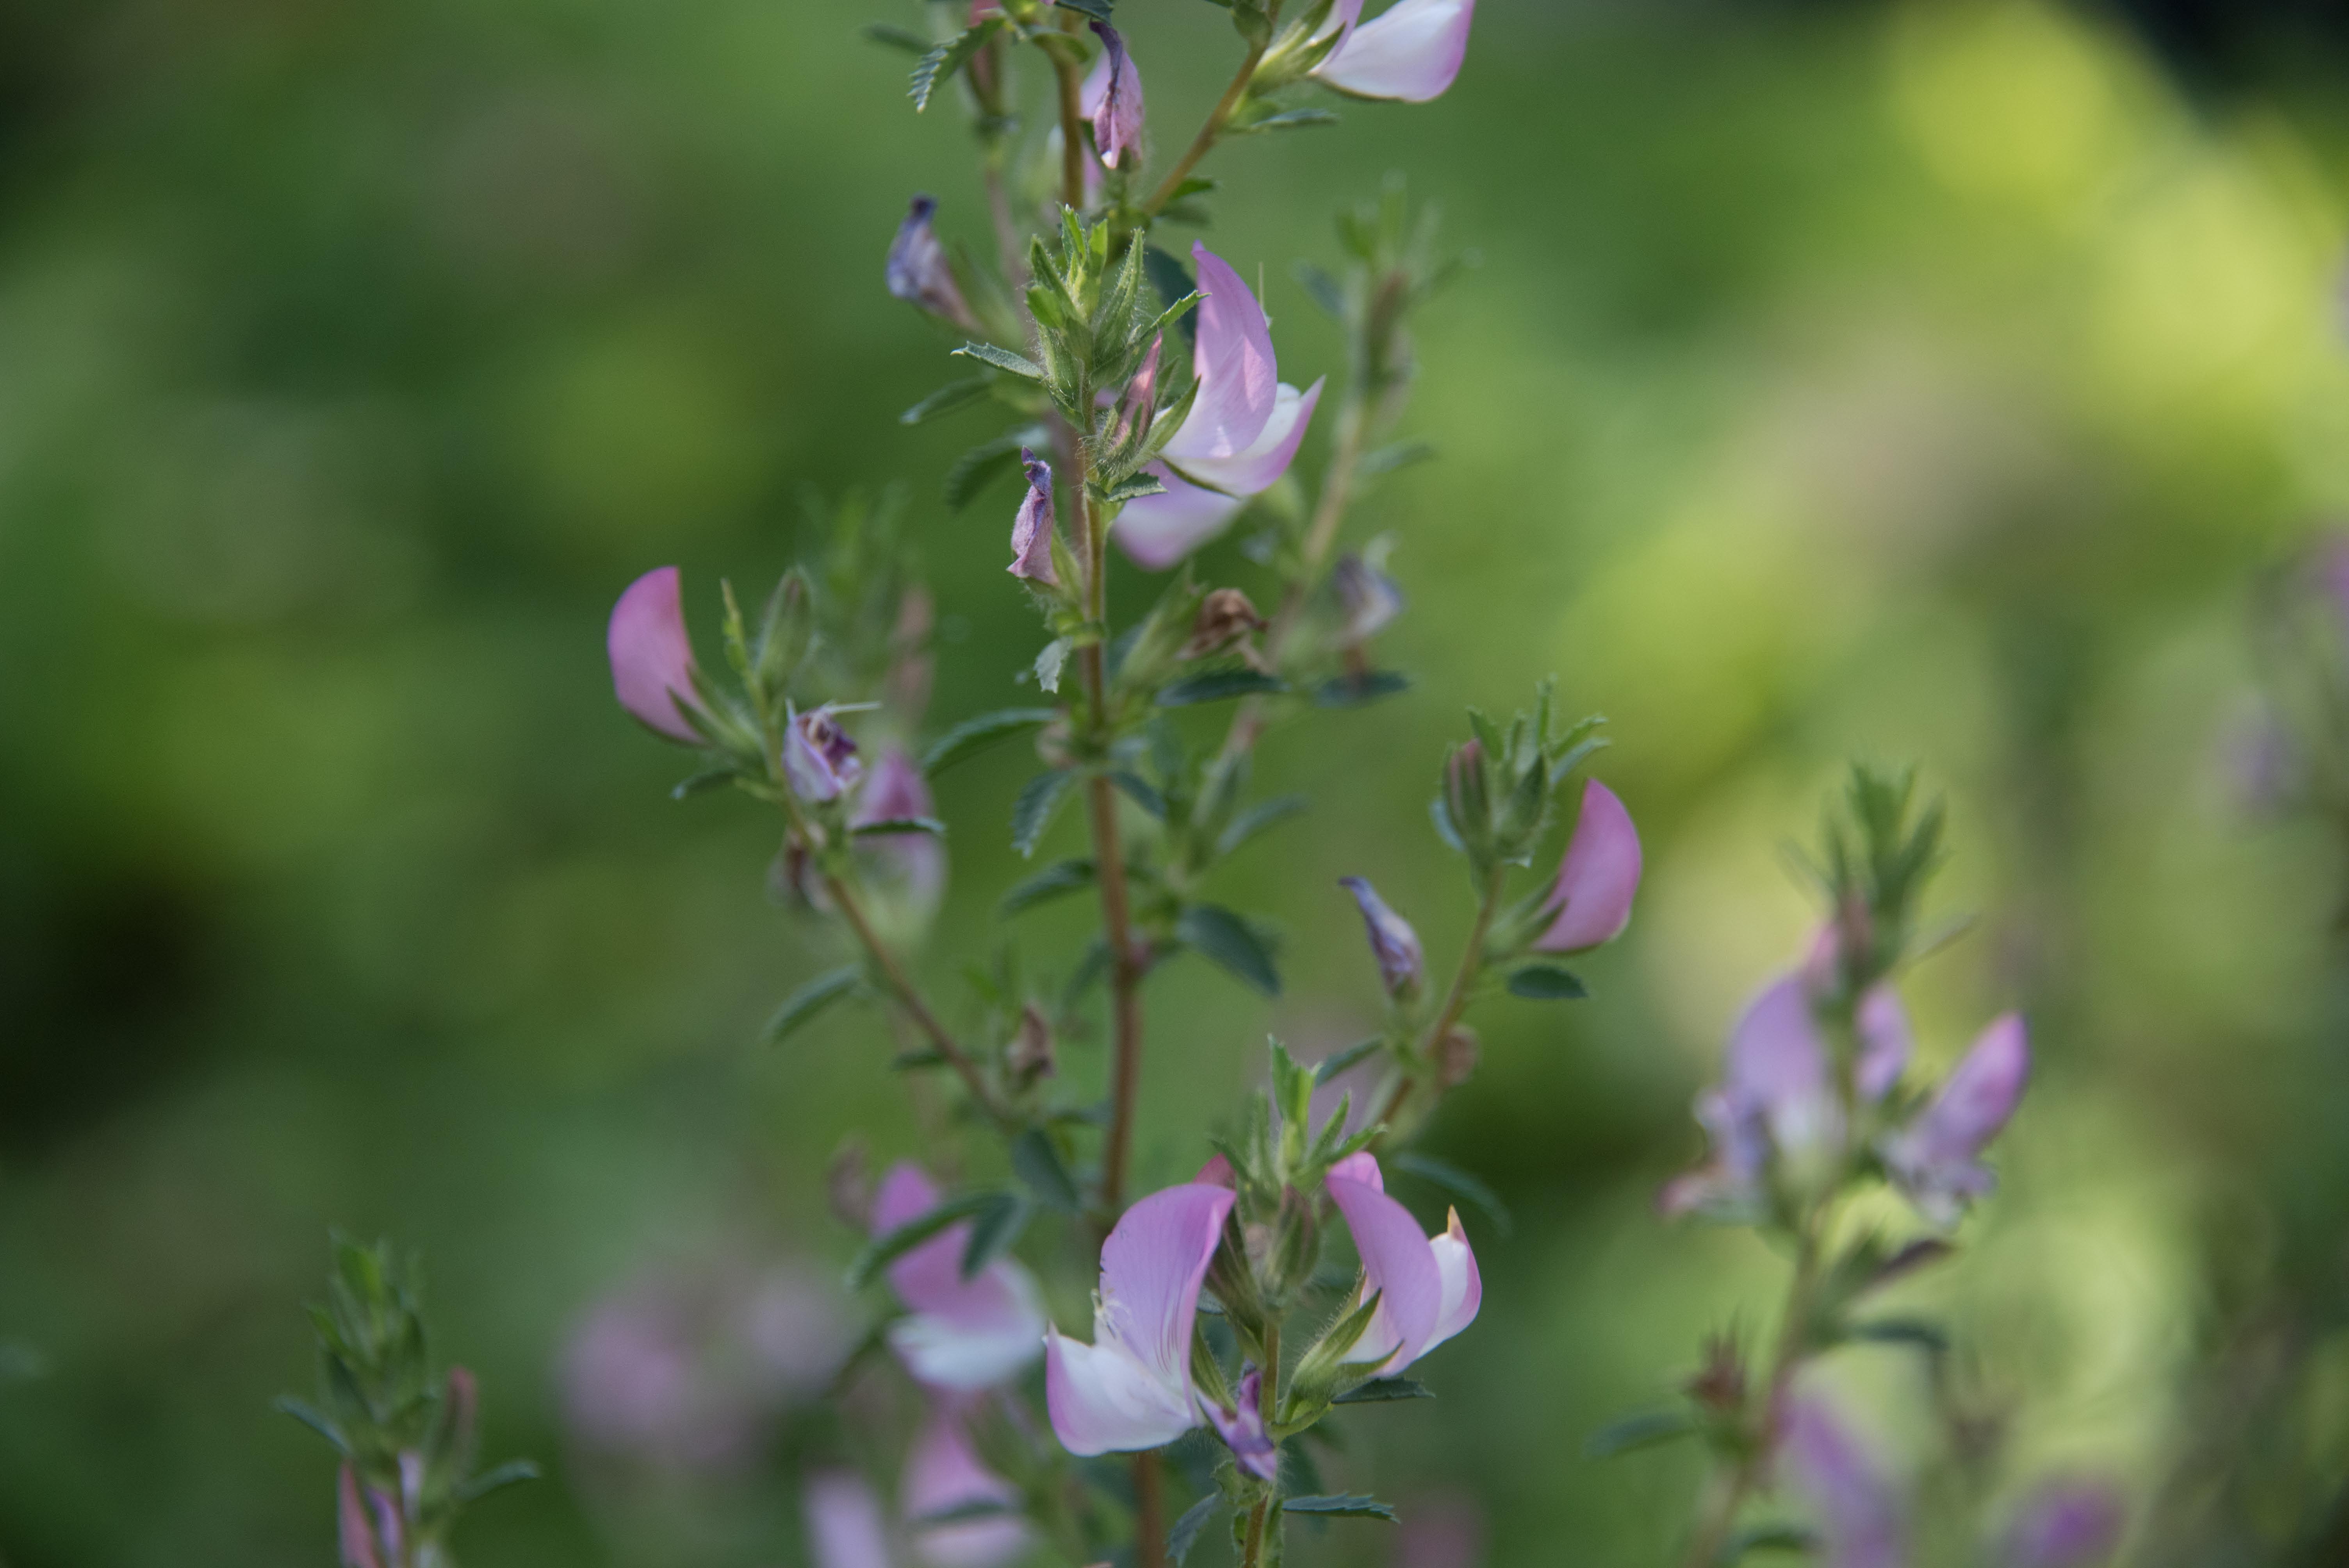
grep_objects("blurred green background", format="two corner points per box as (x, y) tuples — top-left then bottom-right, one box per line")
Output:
(7, 0), (2349, 1562)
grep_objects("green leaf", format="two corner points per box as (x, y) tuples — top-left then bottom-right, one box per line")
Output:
(1331, 1376), (1431, 1404)
(456, 1458), (541, 1502)
(959, 1191), (1031, 1279)
(1002, 858), (1096, 916)
(1727, 1523), (1819, 1557)
(900, 377), (994, 425)
(1583, 1408), (1697, 1459)
(1845, 1317), (1950, 1354)
(1158, 668), (1288, 706)
(1292, 260), (1344, 319)
(1011, 1128), (1084, 1213)
(945, 430), (1043, 511)
(1103, 473), (1167, 505)
(1390, 1152), (1513, 1237)
(1144, 246), (1201, 349)
(1217, 793), (1308, 858)
(910, 19), (1003, 112)
(1313, 671), (1410, 707)
(1176, 905), (1281, 996)
(1235, 107), (1340, 133)
(863, 21), (931, 53)
(1110, 770), (1168, 819)
(1314, 1037), (1385, 1084)
(1055, 0), (1115, 18)
(1506, 962), (1588, 1001)
(847, 1191), (999, 1288)
(1358, 439), (1435, 478)
(1012, 771), (1078, 858)
(274, 1397), (348, 1454)
(765, 967), (863, 1044)
(1281, 1494), (1395, 1521)
(911, 1500), (1020, 1527)
(1169, 1494), (1222, 1566)
(922, 707), (1056, 776)
(670, 767), (737, 801)
(952, 340), (1046, 379)
(851, 816), (947, 838)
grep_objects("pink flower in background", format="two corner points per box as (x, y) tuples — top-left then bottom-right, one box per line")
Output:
(1332, 551), (1406, 643)
(1782, 1394), (1905, 1568)
(785, 702), (864, 802)
(608, 567), (706, 743)
(806, 1470), (894, 1568)
(1880, 1014), (2029, 1226)
(1009, 449), (1059, 586)
(2001, 1477), (2124, 1568)
(1080, 22), (1145, 169)
(1323, 1153), (1481, 1372)
(852, 748), (948, 911)
(1045, 1182), (1233, 1456)
(903, 1405), (1032, 1568)
(1312, 0), (1476, 103)
(1532, 780), (1641, 954)
(874, 1163), (1046, 1391)
(1661, 975), (1837, 1219)
(338, 1464), (395, 1568)
(1390, 1491), (1486, 1568)
(1117, 244), (1323, 568)
(1340, 877), (1424, 995)
(886, 196), (980, 334)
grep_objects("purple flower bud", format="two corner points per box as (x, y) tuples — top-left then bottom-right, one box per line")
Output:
(1312, 0), (1476, 104)
(1854, 983), (1911, 1103)
(1009, 449), (1059, 586)
(887, 196), (978, 333)
(1080, 22), (1145, 170)
(783, 703), (863, 803)
(1331, 552), (1406, 643)
(2003, 1477), (2125, 1568)
(337, 1465), (385, 1568)
(1880, 1013), (2029, 1226)
(1534, 780), (1642, 953)
(1207, 1366), (1280, 1481)
(1339, 876), (1424, 995)
(1782, 1393), (1905, 1568)
(608, 566), (706, 744)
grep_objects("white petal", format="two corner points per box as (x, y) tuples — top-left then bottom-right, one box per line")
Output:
(1312, 0), (1473, 103)
(1044, 1327), (1198, 1455)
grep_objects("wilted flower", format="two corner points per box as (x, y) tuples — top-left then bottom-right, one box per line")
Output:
(1046, 1182), (1233, 1456)
(874, 1163), (1048, 1391)
(1007, 1002), (1056, 1084)
(1322, 1153), (1481, 1373)
(886, 196), (979, 334)
(2001, 1477), (2124, 1568)
(806, 1470), (893, 1568)
(1331, 551), (1405, 643)
(608, 566), (706, 743)
(785, 702), (864, 803)
(1311, 0), (1476, 104)
(1009, 449), (1058, 586)
(1879, 1014), (2029, 1226)
(1533, 780), (1642, 953)
(1117, 244), (1324, 568)
(903, 1405), (1033, 1568)
(1781, 1393), (1905, 1568)
(1180, 586), (1269, 664)
(1339, 876), (1424, 996)
(1080, 22), (1145, 170)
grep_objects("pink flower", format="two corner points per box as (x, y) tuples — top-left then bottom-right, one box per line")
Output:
(1008, 449), (1058, 586)
(852, 748), (947, 910)
(874, 1163), (1046, 1391)
(1879, 1014), (2029, 1226)
(1782, 1394), (1905, 1568)
(1311, 0), (1475, 103)
(1322, 1154), (1481, 1372)
(338, 1464), (391, 1568)
(1340, 877), (1423, 995)
(1044, 1183), (1234, 1456)
(805, 1471), (893, 1568)
(1661, 975), (1834, 1219)
(1116, 244), (1322, 568)
(1079, 22), (1145, 170)
(1533, 780), (1641, 954)
(904, 1405), (1033, 1568)
(608, 567), (706, 744)
(887, 196), (980, 334)
(2002, 1477), (2124, 1568)
(784, 703), (864, 803)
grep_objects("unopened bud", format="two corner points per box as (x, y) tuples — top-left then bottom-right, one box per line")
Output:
(1685, 1333), (1746, 1416)
(825, 1140), (873, 1232)
(1433, 1024), (1479, 1090)
(1179, 587), (1269, 666)
(1009, 1003), (1056, 1084)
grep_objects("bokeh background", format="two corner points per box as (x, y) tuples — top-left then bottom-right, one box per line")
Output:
(8, 0), (2349, 1562)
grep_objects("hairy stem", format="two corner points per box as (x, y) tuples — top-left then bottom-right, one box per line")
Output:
(1374, 860), (1504, 1142)
(823, 869), (1013, 1128)
(1239, 1496), (1271, 1568)
(1142, 42), (1268, 218)
(1052, 14), (1089, 213)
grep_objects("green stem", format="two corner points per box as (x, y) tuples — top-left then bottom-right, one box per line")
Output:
(1240, 1496), (1271, 1568)
(1141, 41), (1267, 217)
(1374, 860), (1505, 1143)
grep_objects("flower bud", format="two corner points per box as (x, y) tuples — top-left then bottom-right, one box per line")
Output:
(1009, 449), (1059, 586)
(1008, 1003), (1056, 1085)
(1205, 1365), (1280, 1481)
(1080, 22), (1145, 169)
(1533, 780), (1641, 954)
(1338, 877), (1423, 996)
(1684, 1333), (1745, 1416)
(1437, 739), (1492, 864)
(338, 1465), (386, 1568)
(782, 704), (862, 803)
(1180, 587), (1269, 665)
(886, 196), (980, 333)
(608, 567), (707, 744)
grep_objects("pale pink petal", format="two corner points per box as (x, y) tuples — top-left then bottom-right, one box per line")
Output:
(1196, 1153), (1236, 1187)
(873, 1162), (1046, 1390)
(1881, 1014), (2028, 1226)
(905, 1409), (1031, 1568)
(1311, 0), (1474, 103)
(1327, 1151), (1383, 1190)
(1534, 780), (1642, 953)
(1096, 1183), (1235, 1391)
(1420, 1208), (1481, 1357)
(608, 567), (704, 743)
(1113, 463), (1245, 568)
(805, 1471), (894, 1568)
(1163, 244), (1278, 461)
(1309, 0), (1368, 42)
(1726, 976), (1839, 1161)
(1325, 1174), (1443, 1372)
(1173, 378), (1322, 496)
(1782, 1395), (1905, 1568)
(1044, 1325), (1198, 1454)
(1853, 983), (1911, 1103)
